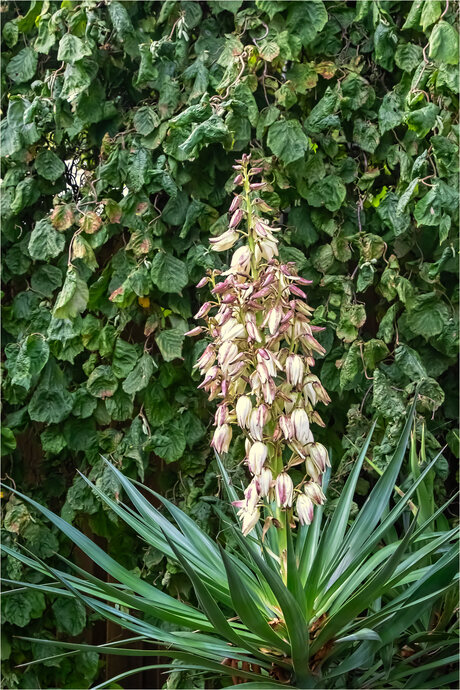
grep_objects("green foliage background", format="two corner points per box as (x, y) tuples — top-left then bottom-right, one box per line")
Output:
(1, 1), (458, 687)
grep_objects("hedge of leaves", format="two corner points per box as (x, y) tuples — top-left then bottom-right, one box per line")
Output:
(1, 1), (458, 687)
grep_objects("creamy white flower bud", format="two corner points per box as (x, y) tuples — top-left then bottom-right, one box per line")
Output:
(214, 404), (228, 427)
(195, 344), (215, 372)
(244, 478), (260, 512)
(304, 481), (326, 506)
(248, 441), (267, 475)
(291, 408), (310, 445)
(218, 341), (238, 369)
(308, 443), (330, 472)
(209, 228), (239, 251)
(257, 468), (273, 497)
(230, 245), (251, 274)
(249, 409), (263, 441)
(236, 395), (252, 428)
(279, 414), (294, 440)
(286, 354), (305, 386)
(241, 508), (260, 536)
(296, 493), (314, 525)
(267, 304), (283, 335)
(211, 424), (232, 453)
(305, 458), (321, 483)
(261, 378), (276, 404)
(220, 318), (246, 341)
(194, 302), (212, 319)
(275, 472), (293, 508)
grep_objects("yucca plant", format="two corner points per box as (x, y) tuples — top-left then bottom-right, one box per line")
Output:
(2, 398), (458, 689)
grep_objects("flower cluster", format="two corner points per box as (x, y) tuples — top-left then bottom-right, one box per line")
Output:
(187, 154), (330, 535)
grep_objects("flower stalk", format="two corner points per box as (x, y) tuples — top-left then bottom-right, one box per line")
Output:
(188, 154), (331, 539)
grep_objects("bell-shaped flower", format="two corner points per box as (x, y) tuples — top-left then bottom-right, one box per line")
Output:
(275, 472), (293, 508)
(235, 395), (252, 428)
(286, 354), (304, 386)
(304, 481), (326, 506)
(210, 228), (239, 251)
(296, 493), (314, 525)
(256, 467), (273, 497)
(308, 442), (330, 472)
(247, 441), (267, 475)
(211, 424), (232, 454)
(291, 408), (311, 445)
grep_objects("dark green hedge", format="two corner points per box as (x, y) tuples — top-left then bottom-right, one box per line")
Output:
(1, 1), (458, 687)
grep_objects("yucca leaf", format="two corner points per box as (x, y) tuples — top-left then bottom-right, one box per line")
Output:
(232, 530), (314, 688)
(311, 513), (418, 654)
(322, 422), (375, 570)
(163, 531), (277, 665)
(285, 516), (305, 618)
(219, 545), (291, 655)
(297, 502), (324, 587)
(330, 395), (417, 581)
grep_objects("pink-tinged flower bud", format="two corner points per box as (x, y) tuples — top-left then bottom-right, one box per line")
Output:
(218, 342), (239, 375)
(249, 410), (263, 441)
(246, 318), (262, 342)
(211, 424), (232, 453)
(286, 354), (305, 386)
(185, 326), (203, 336)
(261, 272), (275, 288)
(233, 174), (243, 185)
(236, 395), (252, 428)
(211, 278), (231, 295)
(252, 287), (271, 298)
(303, 334), (326, 355)
(222, 294), (237, 304)
(308, 443), (330, 472)
(291, 408), (310, 445)
(250, 405), (269, 441)
(229, 208), (244, 228)
(196, 276), (209, 288)
(250, 182), (266, 190)
(249, 166), (263, 174)
(244, 479), (260, 512)
(241, 508), (260, 536)
(279, 414), (294, 441)
(194, 302), (212, 319)
(197, 365), (219, 390)
(267, 305), (283, 335)
(257, 348), (270, 361)
(214, 404), (228, 427)
(257, 467), (273, 497)
(210, 228), (239, 251)
(275, 472), (293, 508)
(305, 458), (321, 483)
(304, 481), (326, 506)
(248, 442), (267, 475)
(230, 245), (251, 273)
(262, 378), (276, 404)
(296, 494), (314, 525)
(296, 277), (313, 285)
(290, 285), (307, 298)
(254, 220), (269, 237)
(229, 195), (242, 212)
(194, 344), (215, 372)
